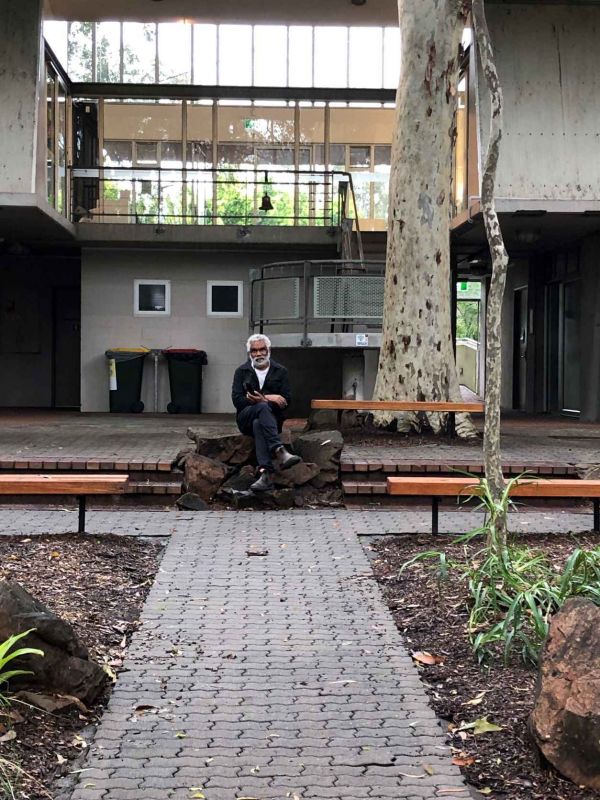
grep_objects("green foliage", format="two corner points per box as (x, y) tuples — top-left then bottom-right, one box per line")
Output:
(400, 476), (600, 666)
(456, 300), (480, 341)
(0, 630), (44, 702)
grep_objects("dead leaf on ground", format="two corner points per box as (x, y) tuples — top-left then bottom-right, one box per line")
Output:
(462, 690), (488, 706)
(246, 549), (269, 557)
(457, 716), (504, 736)
(0, 730), (17, 743)
(452, 755), (476, 766)
(412, 650), (445, 665)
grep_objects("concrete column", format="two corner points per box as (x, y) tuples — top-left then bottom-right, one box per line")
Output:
(0, 0), (44, 194)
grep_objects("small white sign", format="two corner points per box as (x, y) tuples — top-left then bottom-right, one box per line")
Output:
(355, 333), (369, 347)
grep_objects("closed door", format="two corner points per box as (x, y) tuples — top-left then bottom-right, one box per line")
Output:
(53, 287), (81, 408)
(513, 287), (528, 409)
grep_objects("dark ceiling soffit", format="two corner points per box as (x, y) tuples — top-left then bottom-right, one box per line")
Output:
(71, 82), (396, 103)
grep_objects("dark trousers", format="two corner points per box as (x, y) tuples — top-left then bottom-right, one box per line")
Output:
(237, 402), (283, 471)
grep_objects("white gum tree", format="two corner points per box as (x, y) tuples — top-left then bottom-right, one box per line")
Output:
(374, 0), (510, 537)
(373, 0), (475, 437)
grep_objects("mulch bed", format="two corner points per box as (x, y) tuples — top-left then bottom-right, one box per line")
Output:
(370, 531), (600, 800)
(0, 534), (163, 799)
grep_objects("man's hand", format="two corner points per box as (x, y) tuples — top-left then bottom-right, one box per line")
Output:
(264, 394), (287, 408)
(246, 390), (267, 404)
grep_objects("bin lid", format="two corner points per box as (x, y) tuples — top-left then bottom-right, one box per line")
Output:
(107, 347), (151, 353)
(162, 348), (204, 354)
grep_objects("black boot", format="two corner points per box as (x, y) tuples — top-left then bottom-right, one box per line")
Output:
(273, 445), (301, 471)
(250, 469), (274, 493)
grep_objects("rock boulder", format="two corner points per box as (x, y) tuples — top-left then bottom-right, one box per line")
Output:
(530, 597), (600, 790)
(187, 429), (254, 465)
(291, 430), (343, 474)
(0, 581), (107, 704)
(183, 453), (229, 501)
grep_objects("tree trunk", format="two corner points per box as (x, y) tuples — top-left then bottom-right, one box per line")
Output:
(472, 0), (510, 548)
(373, 0), (476, 439)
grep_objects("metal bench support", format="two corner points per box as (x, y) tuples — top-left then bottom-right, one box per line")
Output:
(432, 496), (439, 535)
(594, 498), (599, 533)
(78, 496), (86, 534)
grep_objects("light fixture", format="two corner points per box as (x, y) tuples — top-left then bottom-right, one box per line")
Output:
(259, 171), (273, 213)
(351, 0), (367, 5)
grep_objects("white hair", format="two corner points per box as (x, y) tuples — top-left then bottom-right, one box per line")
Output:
(246, 333), (272, 353)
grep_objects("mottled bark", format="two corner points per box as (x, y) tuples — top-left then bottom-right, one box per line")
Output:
(472, 0), (510, 546)
(374, 0), (476, 438)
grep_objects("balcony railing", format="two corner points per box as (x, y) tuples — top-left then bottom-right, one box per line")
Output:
(250, 259), (386, 344)
(70, 166), (356, 227)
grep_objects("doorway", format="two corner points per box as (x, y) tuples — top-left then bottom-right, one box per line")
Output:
(513, 287), (528, 409)
(52, 287), (81, 408)
(544, 280), (581, 415)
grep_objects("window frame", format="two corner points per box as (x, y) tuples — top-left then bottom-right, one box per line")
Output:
(133, 278), (171, 316)
(207, 280), (244, 318)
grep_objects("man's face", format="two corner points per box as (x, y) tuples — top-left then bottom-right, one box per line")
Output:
(249, 342), (270, 370)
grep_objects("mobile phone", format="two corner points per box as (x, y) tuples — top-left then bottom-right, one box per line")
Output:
(243, 381), (253, 393)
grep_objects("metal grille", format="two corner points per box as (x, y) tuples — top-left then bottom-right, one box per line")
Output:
(253, 277), (300, 321)
(313, 276), (384, 319)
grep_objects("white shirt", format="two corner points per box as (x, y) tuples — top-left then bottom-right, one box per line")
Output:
(254, 366), (268, 389)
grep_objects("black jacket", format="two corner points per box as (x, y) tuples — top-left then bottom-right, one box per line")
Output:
(231, 359), (292, 424)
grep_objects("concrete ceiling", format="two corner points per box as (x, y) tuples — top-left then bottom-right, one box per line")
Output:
(44, 0), (399, 26)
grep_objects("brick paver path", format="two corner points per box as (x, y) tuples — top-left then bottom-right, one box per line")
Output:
(65, 511), (471, 800)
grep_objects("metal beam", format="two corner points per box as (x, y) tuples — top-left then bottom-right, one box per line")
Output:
(71, 82), (396, 104)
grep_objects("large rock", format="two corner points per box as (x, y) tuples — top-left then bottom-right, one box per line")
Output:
(187, 429), (254, 465)
(220, 465), (256, 495)
(292, 430), (343, 474)
(176, 492), (208, 511)
(530, 597), (600, 790)
(0, 581), (107, 704)
(183, 453), (229, 501)
(230, 488), (296, 510)
(273, 462), (320, 488)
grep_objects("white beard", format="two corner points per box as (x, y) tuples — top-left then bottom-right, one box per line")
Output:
(251, 355), (270, 370)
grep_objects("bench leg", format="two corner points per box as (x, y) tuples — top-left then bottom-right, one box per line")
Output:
(78, 496), (86, 534)
(594, 499), (599, 533)
(432, 496), (439, 535)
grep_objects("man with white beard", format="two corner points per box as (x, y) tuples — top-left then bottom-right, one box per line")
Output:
(231, 333), (301, 492)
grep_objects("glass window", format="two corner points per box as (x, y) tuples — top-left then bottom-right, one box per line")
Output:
(375, 145), (391, 167)
(161, 141), (183, 166)
(288, 27), (313, 87)
(193, 24), (217, 84)
(136, 142), (158, 164)
(217, 143), (254, 167)
(383, 27), (400, 89)
(256, 148), (294, 167)
(219, 25), (252, 85)
(159, 23), (191, 84)
(104, 140), (133, 166)
(254, 26), (287, 87)
(134, 280), (171, 315)
(123, 23), (156, 83)
(207, 281), (243, 317)
(349, 28), (383, 89)
(44, 21), (68, 66)
(452, 73), (468, 215)
(46, 70), (56, 206)
(67, 21), (93, 81)
(314, 27), (347, 88)
(96, 21), (121, 82)
(57, 81), (67, 214)
(349, 146), (371, 168)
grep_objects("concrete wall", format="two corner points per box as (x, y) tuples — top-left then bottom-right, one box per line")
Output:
(80, 247), (331, 413)
(480, 4), (600, 201)
(456, 340), (478, 394)
(0, 0), (44, 194)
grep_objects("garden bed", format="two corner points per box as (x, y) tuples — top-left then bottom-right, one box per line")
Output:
(0, 533), (163, 799)
(370, 531), (600, 800)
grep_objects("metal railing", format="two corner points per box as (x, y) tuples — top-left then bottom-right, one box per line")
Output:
(70, 166), (358, 227)
(250, 259), (385, 343)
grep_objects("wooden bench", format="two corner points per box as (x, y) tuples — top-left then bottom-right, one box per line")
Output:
(0, 475), (129, 533)
(387, 476), (600, 534)
(311, 400), (485, 433)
